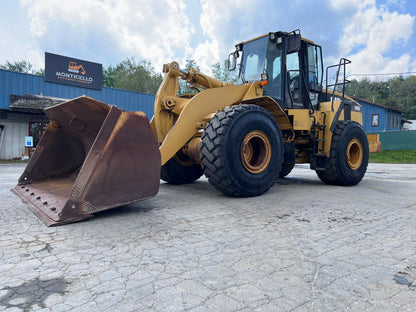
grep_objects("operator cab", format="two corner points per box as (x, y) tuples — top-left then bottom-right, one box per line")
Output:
(229, 30), (323, 110)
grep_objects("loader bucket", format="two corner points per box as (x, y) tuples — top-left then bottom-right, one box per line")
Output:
(13, 96), (161, 226)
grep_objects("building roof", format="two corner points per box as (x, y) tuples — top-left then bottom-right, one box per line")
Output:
(1, 69), (155, 116)
(402, 118), (413, 124)
(9, 94), (68, 113)
(350, 95), (404, 114)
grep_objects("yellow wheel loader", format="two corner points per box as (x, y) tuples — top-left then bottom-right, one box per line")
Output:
(14, 30), (373, 226)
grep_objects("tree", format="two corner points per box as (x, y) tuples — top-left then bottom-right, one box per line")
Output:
(102, 65), (117, 88)
(345, 75), (416, 119)
(177, 59), (239, 95)
(178, 59), (200, 95)
(102, 57), (162, 94)
(0, 60), (32, 73)
(211, 59), (238, 84)
(0, 60), (44, 76)
(184, 59), (200, 72)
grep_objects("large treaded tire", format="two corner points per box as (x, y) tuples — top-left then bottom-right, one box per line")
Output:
(201, 104), (283, 197)
(279, 141), (295, 178)
(279, 163), (295, 178)
(317, 121), (369, 186)
(161, 152), (203, 184)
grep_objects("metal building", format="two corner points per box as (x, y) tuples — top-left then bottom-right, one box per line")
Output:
(351, 96), (403, 133)
(0, 69), (155, 160)
(1, 68), (410, 160)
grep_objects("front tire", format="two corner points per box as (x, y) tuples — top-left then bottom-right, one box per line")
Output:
(317, 121), (369, 186)
(201, 105), (283, 197)
(279, 163), (295, 178)
(279, 141), (295, 178)
(161, 151), (203, 184)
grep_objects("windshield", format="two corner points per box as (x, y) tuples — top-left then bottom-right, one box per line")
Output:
(240, 36), (268, 82)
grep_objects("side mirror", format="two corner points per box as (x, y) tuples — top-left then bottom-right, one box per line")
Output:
(228, 52), (237, 71)
(287, 34), (301, 53)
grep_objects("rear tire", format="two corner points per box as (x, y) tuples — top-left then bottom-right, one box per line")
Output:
(161, 151), (203, 184)
(317, 121), (369, 186)
(201, 105), (283, 197)
(279, 163), (295, 178)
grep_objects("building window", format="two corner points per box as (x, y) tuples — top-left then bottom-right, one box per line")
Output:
(29, 122), (49, 147)
(0, 125), (4, 145)
(371, 114), (379, 127)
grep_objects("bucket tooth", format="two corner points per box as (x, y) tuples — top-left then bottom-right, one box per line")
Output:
(13, 96), (161, 226)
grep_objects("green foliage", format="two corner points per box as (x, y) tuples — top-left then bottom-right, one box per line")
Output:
(102, 57), (162, 94)
(0, 60), (44, 76)
(369, 150), (416, 164)
(0, 60), (32, 73)
(178, 59), (200, 95)
(211, 59), (238, 84)
(36, 68), (45, 76)
(178, 59), (238, 95)
(2, 57), (240, 96)
(345, 76), (416, 119)
(184, 59), (200, 72)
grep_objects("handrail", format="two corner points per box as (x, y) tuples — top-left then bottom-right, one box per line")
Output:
(325, 58), (351, 111)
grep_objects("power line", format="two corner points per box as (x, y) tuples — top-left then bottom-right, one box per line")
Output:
(348, 71), (416, 77)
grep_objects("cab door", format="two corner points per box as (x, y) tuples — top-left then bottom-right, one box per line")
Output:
(285, 39), (323, 109)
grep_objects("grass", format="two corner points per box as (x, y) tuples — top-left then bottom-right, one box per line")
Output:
(1, 151), (415, 165)
(369, 150), (416, 164)
(0, 159), (27, 164)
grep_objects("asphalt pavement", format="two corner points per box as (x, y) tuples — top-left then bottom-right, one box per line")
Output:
(0, 163), (415, 311)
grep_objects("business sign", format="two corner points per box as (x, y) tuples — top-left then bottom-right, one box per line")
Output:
(25, 136), (33, 147)
(45, 52), (102, 90)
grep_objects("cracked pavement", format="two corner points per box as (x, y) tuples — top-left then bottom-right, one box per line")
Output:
(1, 163), (415, 311)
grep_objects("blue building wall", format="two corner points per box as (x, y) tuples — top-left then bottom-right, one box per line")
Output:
(0, 69), (155, 117)
(1, 69), (407, 136)
(354, 98), (401, 133)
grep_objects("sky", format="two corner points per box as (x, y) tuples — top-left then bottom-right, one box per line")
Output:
(0, 0), (415, 79)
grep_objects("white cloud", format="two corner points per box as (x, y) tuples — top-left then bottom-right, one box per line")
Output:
(195, 0), (237, 72)
(29, 15), (47, 38)
(16, 0), (195, 72)
(106, 0), (195, 67)
(193, 39), (220, 72)
(195, 0), (262, 73)
(411, 59), (416, 74)
(328, 0), (374, 10)
(349, 50), (411, 75)
(337, 2), (414, 77)
(2, 0), (414, 80)
(340, 7), (413, 54)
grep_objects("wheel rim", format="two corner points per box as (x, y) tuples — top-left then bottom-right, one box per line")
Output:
(174, 151), (194, 167)
(346, 138), (363, 170)
(240, 130), (272, 174)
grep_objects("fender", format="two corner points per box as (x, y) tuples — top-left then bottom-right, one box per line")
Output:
(240, 96), (294, 141)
